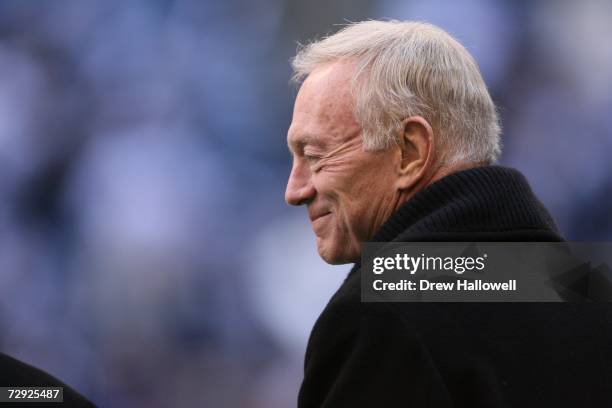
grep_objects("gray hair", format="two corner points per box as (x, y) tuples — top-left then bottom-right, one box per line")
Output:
(291, 20), (501, 165)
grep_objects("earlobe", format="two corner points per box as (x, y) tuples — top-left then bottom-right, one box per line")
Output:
(395, 116), (435, 191)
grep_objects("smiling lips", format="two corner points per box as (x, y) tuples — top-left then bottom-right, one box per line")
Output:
(309, 211), (331, 223)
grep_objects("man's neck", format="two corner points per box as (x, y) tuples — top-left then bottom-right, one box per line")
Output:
(394, 161), (483, 213)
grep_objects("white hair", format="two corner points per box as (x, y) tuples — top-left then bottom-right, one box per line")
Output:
(291, 20), (501, 165)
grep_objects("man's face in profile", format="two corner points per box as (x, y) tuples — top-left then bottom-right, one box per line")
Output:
(285, 61), (400, 264)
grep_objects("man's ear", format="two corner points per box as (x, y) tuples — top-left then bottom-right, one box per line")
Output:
(395, 116), (435, 191)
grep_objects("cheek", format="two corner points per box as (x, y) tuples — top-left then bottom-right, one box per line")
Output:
(315, 171), (366, 213)
(340, 175), (395, 229)
(312, 171), (344, 201)
(331, 197), (368, 237)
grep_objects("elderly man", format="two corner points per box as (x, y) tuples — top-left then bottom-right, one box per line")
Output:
(285, 21), (611, 407)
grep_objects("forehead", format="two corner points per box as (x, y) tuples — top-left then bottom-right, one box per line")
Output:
(288, 61), (361, 150)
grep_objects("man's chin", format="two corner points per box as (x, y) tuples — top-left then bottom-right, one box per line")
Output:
(316, 239), (356, 265)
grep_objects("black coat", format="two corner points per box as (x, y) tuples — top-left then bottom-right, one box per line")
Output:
(298, 166), (612, 408)
(0, 352), (95, 407)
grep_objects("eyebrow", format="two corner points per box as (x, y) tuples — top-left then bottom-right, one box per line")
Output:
(287, 133), (325, 153)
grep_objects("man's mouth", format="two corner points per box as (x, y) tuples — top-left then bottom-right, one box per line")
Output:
(310, 212), (331, 223)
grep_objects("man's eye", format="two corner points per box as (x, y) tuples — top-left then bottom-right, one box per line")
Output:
(304, 154), (320, 164)
(303, 154), (324, 172)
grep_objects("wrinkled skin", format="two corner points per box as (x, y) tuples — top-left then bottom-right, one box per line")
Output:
(285, 61), (408, 264)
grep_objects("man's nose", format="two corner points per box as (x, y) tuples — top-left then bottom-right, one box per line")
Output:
(285, 161), (316, 206)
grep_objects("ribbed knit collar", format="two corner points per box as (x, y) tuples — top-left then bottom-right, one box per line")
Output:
(369, 166), (561, 243)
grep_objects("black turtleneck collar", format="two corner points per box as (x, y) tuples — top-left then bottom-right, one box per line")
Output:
(370, 166), (562, 243)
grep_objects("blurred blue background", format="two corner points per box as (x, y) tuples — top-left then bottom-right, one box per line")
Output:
(0, 0), (610, 406)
